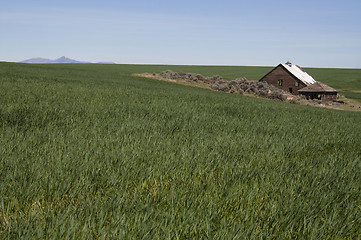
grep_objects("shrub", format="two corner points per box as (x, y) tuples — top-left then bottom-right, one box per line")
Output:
(210, 75), (223, 81)
(217, 84), (230, 92)
(289, 99), (299, 104)
(258, 90), (266, 97)
(155, 71), (293, 102)
(210, 84), (219, 90)
(195, 74), (205, 81)
(312, 99), (322, 104)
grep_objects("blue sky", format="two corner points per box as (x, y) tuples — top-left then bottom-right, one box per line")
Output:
(1, 0), (360, 68)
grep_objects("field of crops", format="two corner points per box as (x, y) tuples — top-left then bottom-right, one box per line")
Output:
(0, 62), (360, 238)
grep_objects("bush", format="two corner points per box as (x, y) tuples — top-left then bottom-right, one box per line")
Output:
(195, 74), (205, 81)
(312, 99), (322, 104)
(218, 84), (231, 92)
(155, 71), (293, 102)
(289, 99), (299, 104)
(210, 75), (223, 82)
(210, 84), (219, 90)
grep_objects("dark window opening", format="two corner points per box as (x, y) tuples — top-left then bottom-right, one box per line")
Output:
(278, 79), (283, 86)
(289, 88), (293, 93)
(302, 93), (323, 100)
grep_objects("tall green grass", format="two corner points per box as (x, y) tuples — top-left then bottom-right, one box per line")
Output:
(0, 63), (360, 238)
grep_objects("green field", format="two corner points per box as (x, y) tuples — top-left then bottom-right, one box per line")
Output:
(306, 68), (361, 102)
(0, 62), (360, 239)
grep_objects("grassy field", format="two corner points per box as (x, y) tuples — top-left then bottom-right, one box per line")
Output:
(0, 62), (361, 239)
(306, 68), (361, 102)
(94, 63), (361, 102)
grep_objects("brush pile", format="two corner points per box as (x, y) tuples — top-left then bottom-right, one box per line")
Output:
(155, 70), (297, 101)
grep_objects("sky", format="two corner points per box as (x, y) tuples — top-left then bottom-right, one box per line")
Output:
(1, 0), (361, 68)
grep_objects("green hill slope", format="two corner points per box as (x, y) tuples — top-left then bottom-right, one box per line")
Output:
(0, 63), (360, 238)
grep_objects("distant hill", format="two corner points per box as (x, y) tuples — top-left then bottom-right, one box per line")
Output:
(20, 56), (115, 64)
(20, 57), (57, 64)
(96, 62), (116, 64)
(53, 56), (89, 63)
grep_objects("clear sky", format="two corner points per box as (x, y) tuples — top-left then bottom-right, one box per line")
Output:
(1, 0), (360, 68)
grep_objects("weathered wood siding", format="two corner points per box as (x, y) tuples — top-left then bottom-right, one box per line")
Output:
(260, 64), (306, 95)
(323, 92), (337, 101)
(301, 92), (337, 102)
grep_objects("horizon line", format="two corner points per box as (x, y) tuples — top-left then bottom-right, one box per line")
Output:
(0, 60), (360, 70)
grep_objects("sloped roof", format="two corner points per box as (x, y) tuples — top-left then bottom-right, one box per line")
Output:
(298, 82), (337, 93)
(281, 63), (316, 85)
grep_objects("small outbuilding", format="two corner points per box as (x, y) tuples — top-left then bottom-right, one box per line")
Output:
(260, 62), (338, 101)
(298, 82), (338, 102)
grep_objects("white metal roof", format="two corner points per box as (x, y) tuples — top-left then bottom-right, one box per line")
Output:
(281, 63), (316, 85)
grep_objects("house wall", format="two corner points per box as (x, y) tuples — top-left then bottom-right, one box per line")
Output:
(322, 92), (337, 102)
(299, 92), (337, 102)
(260, 65), (307, 95)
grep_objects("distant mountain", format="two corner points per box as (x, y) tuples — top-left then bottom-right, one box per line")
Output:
(20, 57), (55, 63)
(53, 56), (89, 63)
(96, 62), (116, 64)
(20, 56), (113, 64)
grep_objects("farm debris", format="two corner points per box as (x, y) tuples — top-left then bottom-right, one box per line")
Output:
(152, 70), (303, 102)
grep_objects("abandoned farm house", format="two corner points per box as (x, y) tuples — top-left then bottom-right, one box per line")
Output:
(259, 62), (338, 101)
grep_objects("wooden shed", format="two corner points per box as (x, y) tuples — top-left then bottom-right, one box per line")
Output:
(260, 62), (338, 101)
(298, 82), (338, 102)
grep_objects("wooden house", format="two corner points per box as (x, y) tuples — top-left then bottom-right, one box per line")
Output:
(260, 62), (337, 101)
